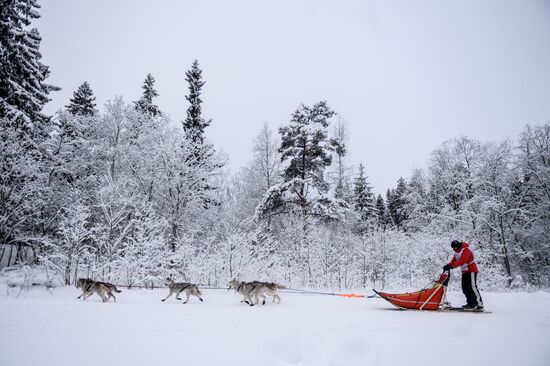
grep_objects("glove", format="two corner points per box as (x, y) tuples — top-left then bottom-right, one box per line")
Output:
(442, 264), (452, 272)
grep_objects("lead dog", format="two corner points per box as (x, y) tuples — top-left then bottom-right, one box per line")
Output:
(161, 278), (203, 304)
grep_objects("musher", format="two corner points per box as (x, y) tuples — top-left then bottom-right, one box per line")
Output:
(443, 240), (484, 310)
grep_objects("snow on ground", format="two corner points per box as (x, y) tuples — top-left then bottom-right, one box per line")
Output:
(0, 285), (549, 366)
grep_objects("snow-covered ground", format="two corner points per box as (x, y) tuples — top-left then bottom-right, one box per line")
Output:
(0, 285), (549, 366)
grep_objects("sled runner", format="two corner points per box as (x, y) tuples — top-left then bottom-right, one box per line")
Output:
(440, 306), (490, 313)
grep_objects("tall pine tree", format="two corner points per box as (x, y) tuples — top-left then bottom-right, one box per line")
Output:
(257, 101), (340, 282)
(66, 81), (96, 116)
(182, 60), (210, 145)
(387, 177), (409, 229)
(279, 101), (338, 192)
(0, 0), (58, 129)
(134, 73), (161, 117)
(353, 163), (376, 225)
(0, 0), (57, 251)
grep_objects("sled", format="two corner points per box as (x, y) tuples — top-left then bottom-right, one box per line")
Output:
(373, 272), (450, 311)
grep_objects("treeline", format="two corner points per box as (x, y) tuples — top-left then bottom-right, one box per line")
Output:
(1, 0), (548, 290)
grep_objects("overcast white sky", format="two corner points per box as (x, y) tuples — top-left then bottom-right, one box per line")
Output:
(36, 0), (550, 193)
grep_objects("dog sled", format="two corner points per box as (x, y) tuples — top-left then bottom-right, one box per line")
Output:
(373, 272), (488, 313)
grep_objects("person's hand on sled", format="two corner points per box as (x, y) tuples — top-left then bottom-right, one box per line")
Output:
(442, 264), (452, 272)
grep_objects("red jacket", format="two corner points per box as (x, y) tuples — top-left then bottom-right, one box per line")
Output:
(449, 242), (478, 273)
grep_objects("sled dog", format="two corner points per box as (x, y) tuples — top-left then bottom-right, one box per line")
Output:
(228, 279), (286, 305)
(76, 278), (121, 303)
(228, 279), (258, 306)
(76, 278), (110, 303)
(253, 281), (286, 304)
(99, 281), (121, 303)
(161, 278), (203, 303)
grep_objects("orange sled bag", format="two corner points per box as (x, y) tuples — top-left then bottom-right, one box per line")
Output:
(374, 272), (449, 311)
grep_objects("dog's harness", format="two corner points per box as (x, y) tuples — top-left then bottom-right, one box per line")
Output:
(237, 282), (258, 295)
(82, 279), (95, 292)
(176, 284), (193, 293)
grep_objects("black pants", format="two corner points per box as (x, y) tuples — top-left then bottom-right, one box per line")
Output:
(461, 272), (483, 307)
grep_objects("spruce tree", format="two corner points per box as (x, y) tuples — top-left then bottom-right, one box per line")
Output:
(182, 60), (210, 145)
(0, 0), (58, 129)
(279, 101), (338, 192)
(257, 101), (339, 283)
(353, 163), (376, 223)
(134, 73), (161, 117)
(66, 82), (97, 116)
(0, 0), (57, 247)
(387, 177), (409, 228)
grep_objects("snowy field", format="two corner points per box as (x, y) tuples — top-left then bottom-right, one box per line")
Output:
(1, 286), (549, 366)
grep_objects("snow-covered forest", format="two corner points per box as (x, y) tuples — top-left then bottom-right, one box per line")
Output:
(1, 0), (549, 291)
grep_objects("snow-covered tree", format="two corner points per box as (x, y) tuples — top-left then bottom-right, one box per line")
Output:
(330, 119), (352, 202)
(112, 203), (167, 288)
(45, 203), (94, 285)
(182, 60), (210, 146)
(155, 128), (222, 251)
(253, 123), (281, 192)
(134, 73), (161, 117)
(279, 101), (338, 191)
(0, 0), (58, 261)
(352, 163), (376, 226)
(66, 81), (97, 116)
(0, 0), (58, 127)
(257, 102), (346, 224)
(387, 177), (408, 229)
(234, 123), (282, 222)
(516, 124), (550, 285)
(374, 194), (388, 230)
(256, 101), (344, 282)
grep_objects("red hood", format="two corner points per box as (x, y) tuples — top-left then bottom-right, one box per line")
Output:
(453, 242), (469, 252)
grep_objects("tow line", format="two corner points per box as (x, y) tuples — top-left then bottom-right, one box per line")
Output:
(282, 288), (378, 299)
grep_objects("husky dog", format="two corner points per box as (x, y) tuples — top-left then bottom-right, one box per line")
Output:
(228, 279), (258, 306)
(161, 278), (203, 304)
(76, 278), (121, 303)
(228, 279), (286, 306)
(76, 278), (110, 303)
(76, 278), (94, 296)
(253, 281), (286, 304)
(99, 281), (121, 303)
